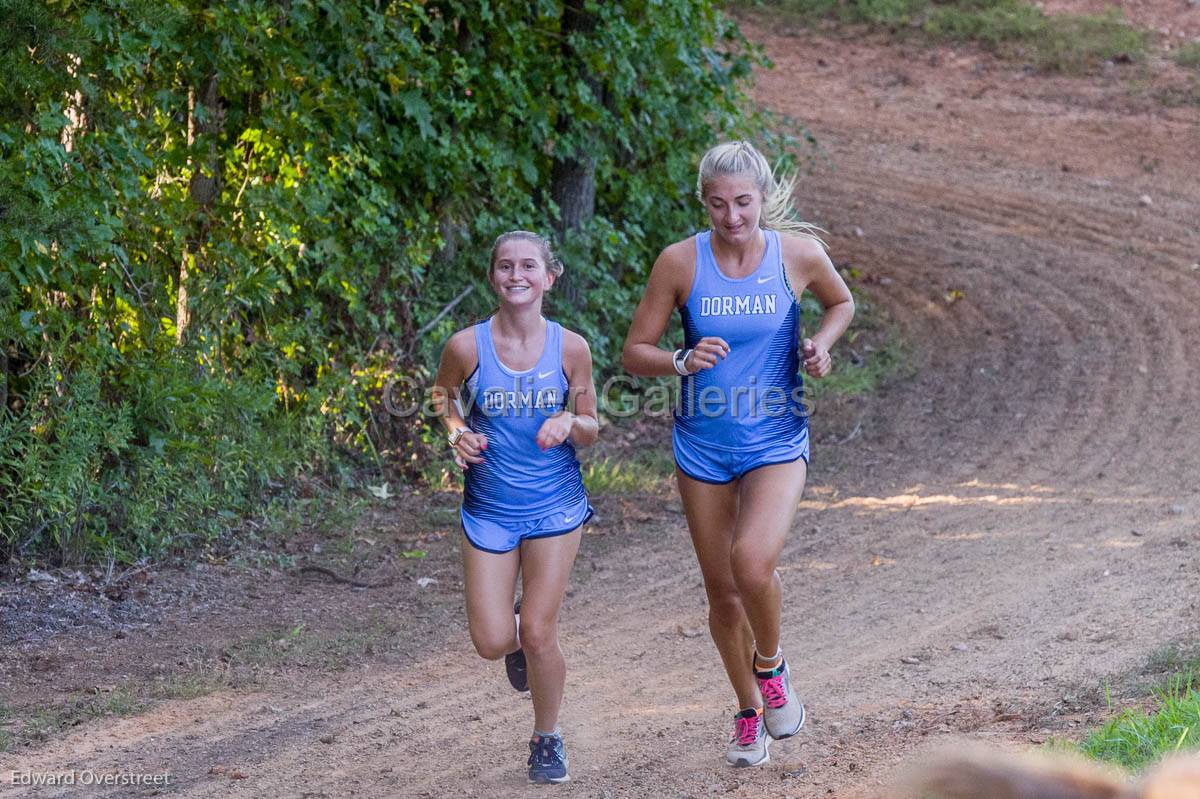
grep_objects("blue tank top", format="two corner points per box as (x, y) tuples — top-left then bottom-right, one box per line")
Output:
(675, 229), (807, 448)
(462, 318), (588, 520)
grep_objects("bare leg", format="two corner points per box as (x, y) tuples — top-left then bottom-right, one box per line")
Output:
(676, 469), (760, 710)
(732, 459), (808, 665)
(519, 529), (582, 733)
(460, 538), (521, 660)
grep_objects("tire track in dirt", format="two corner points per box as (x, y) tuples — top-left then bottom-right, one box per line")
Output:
(836, 167), (1199, 491)
(6, 23), (1200, 799)
(796, 127), (1200, 490)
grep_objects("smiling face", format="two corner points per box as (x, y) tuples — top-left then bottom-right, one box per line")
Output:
(703, 172), (764, 247)
(490, 238), (555, 308)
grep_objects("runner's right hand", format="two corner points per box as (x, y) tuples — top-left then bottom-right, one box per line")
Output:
(454, 431), (488, 467)
(684, 337), (730, 372)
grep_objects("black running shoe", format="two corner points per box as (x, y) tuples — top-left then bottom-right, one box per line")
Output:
(506, 597), (529, 692)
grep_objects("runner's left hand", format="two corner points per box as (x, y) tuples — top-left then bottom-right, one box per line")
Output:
(801, 338), (833, 379)
(536, 412), (575, 451)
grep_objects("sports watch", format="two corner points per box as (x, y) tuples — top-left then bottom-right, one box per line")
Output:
(672, 348), (694, 376)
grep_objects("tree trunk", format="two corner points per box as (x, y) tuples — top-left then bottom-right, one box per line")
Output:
(175, 87), (195, 345)
(177, 76), (221, 345)
(551, 0), (598, 236)
(551, 157), (595, 235)
(551, 0), (601, 306)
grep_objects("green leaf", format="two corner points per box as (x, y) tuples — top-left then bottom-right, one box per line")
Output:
(399, 90), (434, 140)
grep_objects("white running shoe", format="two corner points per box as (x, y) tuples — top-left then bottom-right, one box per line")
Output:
(755, 657), (806, 740)
(725, 707), (770, 768)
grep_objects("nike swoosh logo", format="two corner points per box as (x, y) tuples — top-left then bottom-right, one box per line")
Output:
(563, 515), (575, 523)
(757, 274), (776, 284)
(537, 370), (555, 379)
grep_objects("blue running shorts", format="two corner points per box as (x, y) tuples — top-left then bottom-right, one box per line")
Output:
(673, 424), (810, 485)
(461, 494), (593, 554)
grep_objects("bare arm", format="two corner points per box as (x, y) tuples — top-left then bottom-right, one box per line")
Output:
(432, 329), (487, 465)
(784, 236), (855, 378)
(622, 239), (728, 376)
(536, 330), (599, 450)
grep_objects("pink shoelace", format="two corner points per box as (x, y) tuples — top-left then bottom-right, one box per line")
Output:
(758, 673), (787, 709)
(733, 714), (760, 746)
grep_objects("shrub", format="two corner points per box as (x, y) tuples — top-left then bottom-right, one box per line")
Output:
(1, 1), (800, 562)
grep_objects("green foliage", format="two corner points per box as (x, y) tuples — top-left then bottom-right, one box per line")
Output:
(1058, 646), (1200, 773)
(1079, 674), (1200, 771)
(923, 0), (1047, 44)
(2, 687), (147, 749)
(0, 703), (11, 752)
(2, 1), (789, 563)
(0, 355), (328, 562)
(1033, 13), (1148, 73)
(927, 6), (1149, 72)
(750, 0), (1148, 73)
(1173, 42), (1200, 70)
(754, 0), (926, 26)
(582, 451), (675, 494)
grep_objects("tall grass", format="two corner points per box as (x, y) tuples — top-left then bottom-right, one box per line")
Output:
(1080, 673), (1200, 770)
(927, 5), (1148, 72)
(583, 452), (676, 495)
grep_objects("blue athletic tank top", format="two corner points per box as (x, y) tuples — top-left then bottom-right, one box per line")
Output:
(462, 318), (588, 520)
(675, 229), (807, 448)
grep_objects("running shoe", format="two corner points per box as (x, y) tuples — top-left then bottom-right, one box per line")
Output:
(527, 733), (570, 784)
(506, 598), (529, 692)
(725, 707), (770, 767)
(755, 656), (806, 739)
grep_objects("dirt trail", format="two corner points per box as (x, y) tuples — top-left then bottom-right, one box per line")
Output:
(6, 18), (1200, 799)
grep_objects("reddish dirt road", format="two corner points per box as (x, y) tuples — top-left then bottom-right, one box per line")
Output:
(5, 13), (1200, 799)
